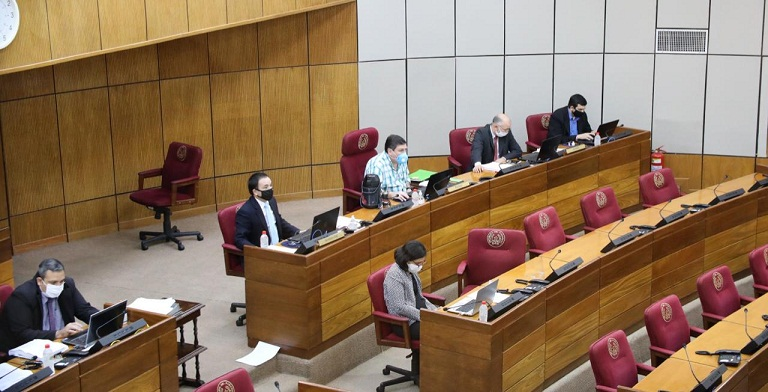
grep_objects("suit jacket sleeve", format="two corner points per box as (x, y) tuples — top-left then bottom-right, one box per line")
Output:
(66, 279), (98, 322)
(4, 282), (55, 344)
(547, 107), (571, 142)
(580, 112), (592, 133)
(502, 134), (523, 160)
(234, 203), (258, 250)
(470, 125), (489, 166)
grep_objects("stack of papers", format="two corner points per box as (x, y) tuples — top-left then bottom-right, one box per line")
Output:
(128, 297), (181, 315)
(0, 363), (33, 390)
(8, 339), (67, 360)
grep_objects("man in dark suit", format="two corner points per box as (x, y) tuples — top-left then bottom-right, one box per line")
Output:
(470, 113), (523, 173)
(235, 172), (299, 249)
(0, 258), (98, 351)
(547, 94), (595, 143)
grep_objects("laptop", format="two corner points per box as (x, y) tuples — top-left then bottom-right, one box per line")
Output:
(62, 300), (128, 349)
(421, 169), (453, 201)
(446, 279), (499, 316)
(582, 119), (620, 146)
(288, 206), (341, 243)
(521, 135), (562, 163)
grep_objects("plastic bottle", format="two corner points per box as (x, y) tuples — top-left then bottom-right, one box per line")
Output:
(478, 301), (488, 322)
(594, 133), (602, 146)
(42, 343), (54, 370)
(417, 190), (424, 205)
(259, 230), (269, 247)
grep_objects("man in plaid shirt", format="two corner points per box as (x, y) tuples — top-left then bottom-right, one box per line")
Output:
(364, 134), (411, 202)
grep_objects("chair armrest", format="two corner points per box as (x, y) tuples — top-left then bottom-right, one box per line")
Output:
(636, 363), (654, 376)
(170, 175), (200, 205)
(596, 386), (617, 392)
(582, 225), (596, 233)
(529, 248), (545, 258)
(423, 293), (445, 307)
(456, 260), (467, 297)
(642, 203), (654, 209)
(702, 312), (723, 328)
(373, 310), (409, 325)
(650, 345), (675, 358)
(565, 234), (578, 242)
(456, 260), (467, 275)
(689, 326), (705, 337)
(137, 168), (163, 190)
(740, 295), (755, 305)
(754, 283), (768, 297)
(223, 243), (243, 256)
(621, 213), (630, 218)
(343, 188), (362, 198)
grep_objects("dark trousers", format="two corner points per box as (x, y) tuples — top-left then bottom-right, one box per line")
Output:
(392, 321), (420, 374)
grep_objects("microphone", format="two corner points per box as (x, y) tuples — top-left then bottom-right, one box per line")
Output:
(683, 344), (703, 385)
(713, 174), (729, 198)
(275, 381), (281, 391)
(655, 198), (689, 228)
(658, 199), (672, 222)
(605, 218), (624, 244)
(744, 308), (755, 342)
(547, 249), (562, 276)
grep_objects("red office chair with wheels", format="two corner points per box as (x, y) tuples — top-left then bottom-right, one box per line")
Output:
(129, 142), (204, 251)
(448, 127), (479, 175)
(748, 244), (768, 297)
(696, 265), (754, 329)
(638, 168), (684, 208)
(580, 187), (628, 233)
(367, 265), (444, 392)
(217, 202), (246, 326)
(523, 206), (578, 258)
(525, 113), (551, 152)
(643, 294), (704, 366)
(589, 330), (654, 392)
(340, 128), (379, 214)
(456, 228), (526, 296)
(0, 284), (13, 362)
(194, 368), (253, 392)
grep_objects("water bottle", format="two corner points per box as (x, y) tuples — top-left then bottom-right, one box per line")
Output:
(42, 343), (54, 370)
(478, 301), (488, 322)
(594, 133), (601, 146)
(259, 230), (269, 247)
(417, 190), (424, 205)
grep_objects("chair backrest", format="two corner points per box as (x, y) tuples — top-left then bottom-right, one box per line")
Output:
(0, 284), (13, 315)
(161, 142), (203, 198)
(194, 368), (253, 392)
(696, 265), (740, 318)
(448, 127), (478, 171)
(638, 168), (681, 207)
(367, 265), (393, 336)
(581, 187), (623, 230)
(644, 294), (691, 354)
(524, 206), (567, 252)
(340, 128), (379, 192)
(589, 330), (640, 390)
(749, 244), (768, 288)
(465, 229), (526, 286)
(217, 202), (245, 276)
(525, 113), (551, 148)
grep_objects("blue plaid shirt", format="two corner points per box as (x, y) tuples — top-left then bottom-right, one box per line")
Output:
(364, 151), (410, 193)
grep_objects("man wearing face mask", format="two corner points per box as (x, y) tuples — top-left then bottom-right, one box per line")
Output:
(470, 113), (523, 173)
(234, 172), (300, 250)
(547, 93), (595, 143)
(0, 258), (98, 351)
(364, 134), (411, 202)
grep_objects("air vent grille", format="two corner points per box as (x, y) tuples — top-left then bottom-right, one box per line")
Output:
(656, 29), (708, 54)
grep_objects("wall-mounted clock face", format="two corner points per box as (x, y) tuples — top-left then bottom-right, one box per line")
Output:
(0, 0), (19, 50)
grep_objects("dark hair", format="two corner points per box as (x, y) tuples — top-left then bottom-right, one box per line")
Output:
(394, 240), (427, 270)
(568, 94), (587, 108)
(247, 172), (269, 195)
(36, 258), (64, 279)
(384, 134), (407, 152)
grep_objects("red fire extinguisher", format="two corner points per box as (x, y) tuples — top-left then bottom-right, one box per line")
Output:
(651, 147), (665, 172)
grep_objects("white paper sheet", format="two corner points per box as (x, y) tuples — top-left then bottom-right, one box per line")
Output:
(9, 339), (67, 360)
(0, 362), (34, 390)
(236, 341), (280, 367)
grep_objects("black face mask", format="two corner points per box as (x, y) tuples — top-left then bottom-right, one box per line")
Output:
(259, 189), (273, 201)
(573, 110), (585, 118)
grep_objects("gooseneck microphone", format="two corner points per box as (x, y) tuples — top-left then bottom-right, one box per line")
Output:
(713, 175), (729, 198)
(605, 218), (624, 244)
(547, 249), (562, 276)
(659, 199), (673, 221)
(683, 344), (703, 385)
(744, 308), (755, 342)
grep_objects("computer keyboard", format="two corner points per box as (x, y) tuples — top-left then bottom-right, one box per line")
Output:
(453, 300), (478, 314)
(288, 230), (313, 243)
(62, 329), (88, 347)
(504, 161), (530, 173)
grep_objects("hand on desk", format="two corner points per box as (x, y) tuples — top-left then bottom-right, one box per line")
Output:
(56, 322), (84, 339)
(389, 191), (409, 202)
(575, 133), (594, 141)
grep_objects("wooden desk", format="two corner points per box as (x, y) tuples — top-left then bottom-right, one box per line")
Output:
(723, 291), (768, 328)
(244, 129), (650, 358)
(631, 357), (741, 392)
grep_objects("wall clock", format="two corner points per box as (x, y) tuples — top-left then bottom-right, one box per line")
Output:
(0, 0), (19, 50)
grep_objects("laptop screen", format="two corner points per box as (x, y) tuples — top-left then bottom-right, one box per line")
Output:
(596, 119), (620, 138)
(84, 300), (128, 346)
(308, 207), (341, 238)
(423, 169), (453, 201)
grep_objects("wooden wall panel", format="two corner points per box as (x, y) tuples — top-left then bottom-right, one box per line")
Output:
(53, 56), (108, 93)
(408, 157), (451, 173)
(116, 194), (154, 224)
(214, 174), (251, 207)
(57, 89), (115, 203)
(312, 164), (343, 194)
(0, 0), (51, 69)
(109, 82), (165, 193)
(299, 0), (328, 7)
(310, 64), (358, 164)
(260, 67), (311, 169)
(702, 156), (756, 189)
(211, 70), (262, 176)
(258, 14), (309, 68)
(263, 0), (297, 16)
(308, 3), (357, 65)
(106, 46), (159, 85)
(269, 167), (313, 200)
(227, 0), (264, 22)
(65, 197), (118, 240)
(0, 67), (54, 102)
(10, 207), (66, 247)
(208, 25), (259, 73)
(47, 0), (101, 59)
(158, 36), (210, 80)
(664, 153), (703, 192)
(0, 134), (6, 220)
(1, 95), (64, 215)
(145, 0), (188, 40)
(159, 76), (214, 178)
(188, 0), (228, 31)
(98, 0), (147, 49)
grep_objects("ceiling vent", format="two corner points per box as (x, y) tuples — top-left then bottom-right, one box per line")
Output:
(656, 29), (708, 54)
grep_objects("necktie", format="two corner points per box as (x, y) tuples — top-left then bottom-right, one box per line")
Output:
(47, 299), (56, 331)
(263, 202), (280, 246)
(411, 274), (427, 310)
(493, 136), (499, 161)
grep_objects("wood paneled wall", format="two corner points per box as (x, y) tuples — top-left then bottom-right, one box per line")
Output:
(664, 153), (758, 193)
(0, 2), (358, 250)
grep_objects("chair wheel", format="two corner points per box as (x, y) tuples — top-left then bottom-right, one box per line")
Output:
(382, 368), (390, 375)
(172, 226), (179, 233)
(177, 243), (185, 251)
(197, 234), (204, 241)
(376, 387), (384, 392)
(236, 319), (245, 327)
(139, 234), (146, 240)
(230, 305), (237, 313)
(141, 243), (148, 251)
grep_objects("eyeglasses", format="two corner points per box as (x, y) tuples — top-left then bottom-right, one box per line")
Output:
(410, 259), (426, 267)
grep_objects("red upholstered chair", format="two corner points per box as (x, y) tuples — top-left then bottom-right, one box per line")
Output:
(367, 265), (444, 391)
(525, 113), (551, 152)
(580, 187), (628, 233)
(0, 284), (13, 362)
(589, 330), (654, 392)
(194, 368), (253, 392)
(523, 206), (578, 258)
(129, 142), (204, 251)
(217, 202), (246, 326)
(340, 128), (379, 214)
(638, 168), (684, 208)
(448, 127), (479, 175)
(643, 295), (704, 366)
(696, 265), (754, 329)
(749, 244), (768, 297)
(456, 229), (526, 296)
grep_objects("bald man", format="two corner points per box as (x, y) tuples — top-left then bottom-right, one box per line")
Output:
(470, 114), (523, 173)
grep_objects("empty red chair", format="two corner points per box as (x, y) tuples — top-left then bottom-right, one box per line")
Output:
(448, 127), (480, 175)
(523, 206), (578, 257)
(580, 187), (627, 233)
(0, 284), (12, 361)
(589, 330), (654, 392)
(749, 244), (768, 297)
(195, 368), (253, 392)
(643, 295), (704, 366)
(638, 168), (684, 208)
(525, 113), (551, 152)
(457, 229), (526, 296)
(217, 202), (246, 326)
(696, 265), (754, 329)
(340, 127), (379, 214)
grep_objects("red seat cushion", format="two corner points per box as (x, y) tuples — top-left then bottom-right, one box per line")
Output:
(129, 188), (195, 208)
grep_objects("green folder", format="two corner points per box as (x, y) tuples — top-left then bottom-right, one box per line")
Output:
(409, 169), (436, 182)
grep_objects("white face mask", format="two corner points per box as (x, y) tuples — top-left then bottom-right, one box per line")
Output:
(407, 263), (422, 274)
(42, 282), (64, 298)
(494, 126), (509, 138)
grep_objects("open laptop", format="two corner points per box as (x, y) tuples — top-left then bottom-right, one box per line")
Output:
(421, 169), (453, 201)
(446, 279), (499, 316)
(287, 206), (341, 243)
(521, 135), (562, 163)
(62, 300), (128, 349)
(582, 119), (620, 146)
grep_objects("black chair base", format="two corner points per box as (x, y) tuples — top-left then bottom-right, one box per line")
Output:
(139, 207), (203, 251)
(230, 302), (246, 326)
(376, 352), (419, 392)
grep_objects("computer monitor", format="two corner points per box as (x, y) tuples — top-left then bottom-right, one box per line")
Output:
(308, 206), (341, 238)
(64, 299), (127, 349)
(534, 135), (562, 162)
(422, 169), (453, 201)
(595, 119), (620, 138)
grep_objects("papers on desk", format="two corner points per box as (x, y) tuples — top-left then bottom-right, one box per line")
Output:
(453, 291), (510, 306)
(8, 339), (67, 360)
(236, 341), (280, 367)
(0, 363), (33, 391)
(128, 297), (181, 315)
